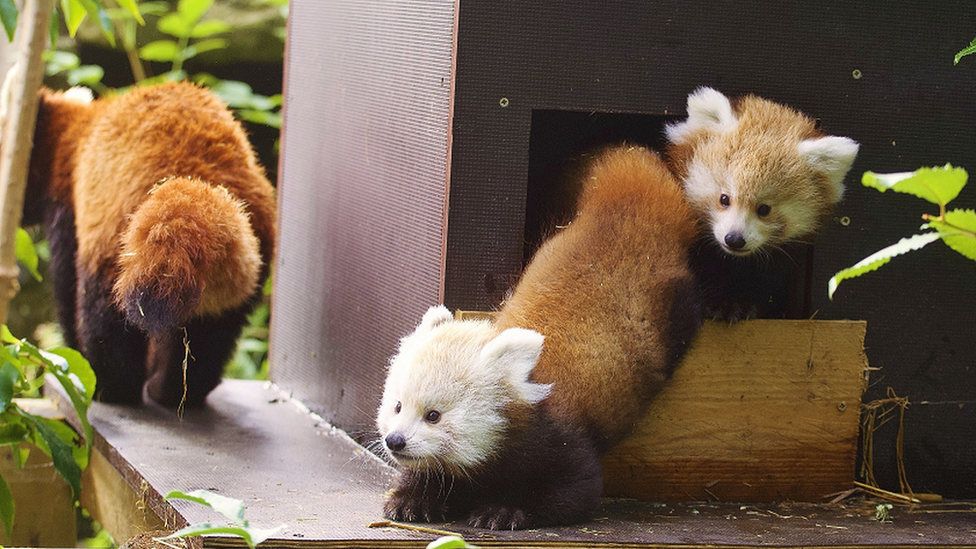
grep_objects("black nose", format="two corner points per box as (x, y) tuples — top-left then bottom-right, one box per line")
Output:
(385, 433), (406, 452)
(724, 232), (746, 250)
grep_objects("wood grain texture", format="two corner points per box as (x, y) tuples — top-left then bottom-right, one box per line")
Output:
(602, 319), (869, 502)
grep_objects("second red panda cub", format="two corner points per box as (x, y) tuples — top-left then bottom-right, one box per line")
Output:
(666, 87), (859, 320)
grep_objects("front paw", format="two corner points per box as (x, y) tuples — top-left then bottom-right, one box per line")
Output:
(702, 298), (763, 323)
(468, 505), (529, 530)
(383, 491), (446, 523)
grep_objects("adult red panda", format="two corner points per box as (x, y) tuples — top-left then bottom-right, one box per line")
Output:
(665, 87), (859, 321)
(377, 146), (699, 529)
(21, 82), (276, 407)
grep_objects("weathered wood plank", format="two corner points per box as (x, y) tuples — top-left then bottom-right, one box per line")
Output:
(602, 320), (869, 502)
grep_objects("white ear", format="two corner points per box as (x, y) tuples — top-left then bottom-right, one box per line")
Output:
(798, 135), (860, 203)
(666, 87), (737, 144)
(417, 305), (454, 332)
(480, 328), (551, 405)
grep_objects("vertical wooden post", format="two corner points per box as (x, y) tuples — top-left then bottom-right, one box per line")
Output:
(0, 0), (54, 326)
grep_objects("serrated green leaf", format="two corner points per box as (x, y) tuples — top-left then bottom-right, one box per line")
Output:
(926, 209), (976, 262)
(139, 39), (180, 62)
(862, 165), (967, 206)
(190, 19), (230, 38)
(177, 0), (213, 26)
(0, 363), (19, 411)
(23, 413), (83, 498)
(0, 0), (17, 42)
(166, 490), (246, 524)
(159, 523), (285, 549)
(828, 232), (943, 299)
(0, 471), (12, 537)
(61, 0), (87, 36)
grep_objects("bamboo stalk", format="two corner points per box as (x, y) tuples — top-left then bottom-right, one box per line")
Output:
(0, 0), (55, 326)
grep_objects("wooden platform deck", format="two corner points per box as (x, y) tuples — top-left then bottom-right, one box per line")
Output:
(55, 380), (976, 548)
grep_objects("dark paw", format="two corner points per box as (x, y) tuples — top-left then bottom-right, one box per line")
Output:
(468, 506), (529, 530)
(383, 492), (445, 524)
(703, 299), (763, 323)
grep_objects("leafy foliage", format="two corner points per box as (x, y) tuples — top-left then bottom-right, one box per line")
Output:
(0, 325), (95, 536)
(829, 165), (976, 298)
(161, 490), (285, 549)
(955, 35), (976, 65)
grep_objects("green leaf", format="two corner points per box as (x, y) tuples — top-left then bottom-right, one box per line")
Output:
(44, 50), (81, 76)
(0, 326), (16, 345)
(0, 362), (19, 411)
(862, 165), (967, 206)
(183, 37), (227, 60)
(74, 0), (115, 46)
(67, 65), (104, 87)
(112, 0), (144, 24)
(926, 208), (976, 262)
(237, 109), (282, 129)
(828, 232), (943, 299)
(158, 524), (285, 549)
(14, 228), (41, 282)
(427, 536), (479, 549)
(955, 37), (976, 65)
(166, 490), (246, 524)
(0, 0), (17, 42)
(0, 422), (29, 445)
(157, 12), (192, 38)
(139, 40), (180, 62)
(0, 472), (13, 537)
(23, 413), (83, 498)
(61, 0), (88, 37)
(190, 19), (230, 38)
(177, 0), (214, 27)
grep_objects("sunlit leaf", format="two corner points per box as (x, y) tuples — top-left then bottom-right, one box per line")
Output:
(74, 0), (114, 46)
(177, 0), (214, 26)
(862, 165), (967, 206)
(190, 19), (230, 38)
(427, 536), (479, 549)
(183, 37), (227, 60)
(113, 0), (144, 24)
(67, 65), (104, 87)
(0, 363), (19, 411)
(0, 0), (17, 42)
(139, 39), (179, 62)
(158, 524), (285, 549)
(157, 12), (191, 38)
(0, 326), (17, 345)
(828, 232), (942, 299)
(14, 228), (41, 282)
(955, 36), (976, 65)
(166, 490), (246, 524)
(926, 208), (976, 261)
(44, 50), (81, 76)
(60, 0), (86, 37)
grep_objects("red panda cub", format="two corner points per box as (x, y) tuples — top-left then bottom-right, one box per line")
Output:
(666, 87), (859, 321)
(22, 82), (276, 406)
(377, 146), (700, 529)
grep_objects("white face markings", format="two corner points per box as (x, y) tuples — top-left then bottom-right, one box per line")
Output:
(376, 308), (548, 475)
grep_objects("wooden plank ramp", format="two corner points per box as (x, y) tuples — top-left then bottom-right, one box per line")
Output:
(50, 379), (976, 548)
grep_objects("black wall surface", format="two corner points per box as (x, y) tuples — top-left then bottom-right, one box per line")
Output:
(443, 1), (976, 498)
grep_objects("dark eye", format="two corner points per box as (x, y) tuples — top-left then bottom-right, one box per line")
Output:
(757, 204), (772, 217)
(720, 194), (731, 207)
(424, 410), (441, 424)
(394, 401), (401, 414)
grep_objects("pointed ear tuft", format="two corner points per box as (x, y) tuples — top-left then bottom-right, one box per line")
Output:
(666, 87), (737, 144)
(418, 305), (454, 332)
(798, 135), (860, 203)
(481, 328), (551, 404)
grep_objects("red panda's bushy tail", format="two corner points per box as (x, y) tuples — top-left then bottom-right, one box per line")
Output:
(113, 177), (262, 335)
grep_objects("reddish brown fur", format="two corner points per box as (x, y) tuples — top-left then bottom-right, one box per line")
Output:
(494, 145), (699, 449)
(25, 81), (276, 405)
